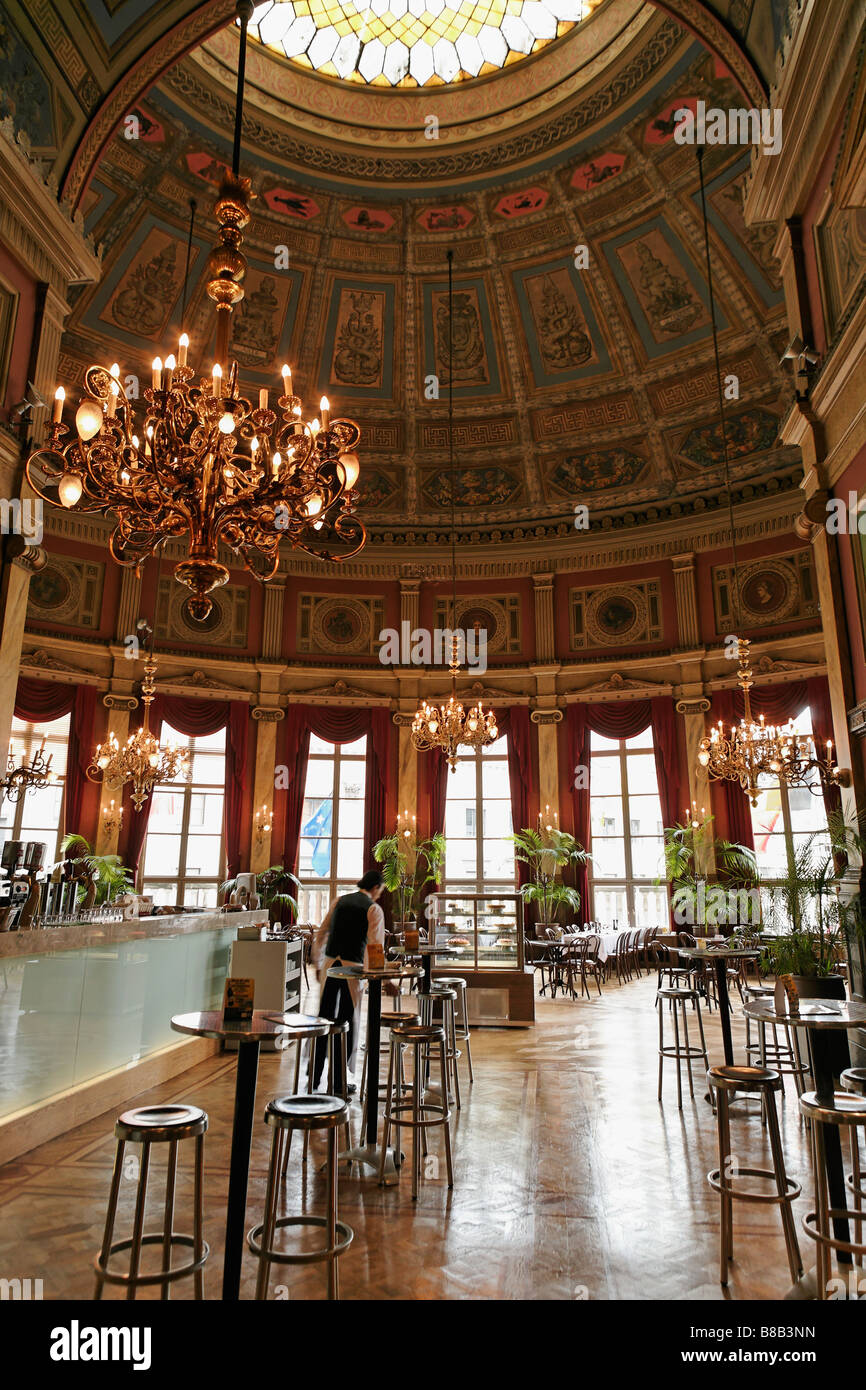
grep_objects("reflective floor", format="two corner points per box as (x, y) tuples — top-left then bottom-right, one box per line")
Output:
(0, 971), (828, 1300)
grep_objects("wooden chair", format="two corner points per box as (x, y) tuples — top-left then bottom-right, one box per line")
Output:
(578, 933), (605, 998)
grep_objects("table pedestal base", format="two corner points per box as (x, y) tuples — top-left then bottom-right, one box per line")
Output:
(337, 1141), (403, 1185)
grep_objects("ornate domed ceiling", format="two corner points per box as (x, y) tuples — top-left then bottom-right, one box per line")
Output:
(58, 0), (798, 551)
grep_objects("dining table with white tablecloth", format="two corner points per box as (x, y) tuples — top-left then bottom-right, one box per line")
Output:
(561, 930), (624, 962)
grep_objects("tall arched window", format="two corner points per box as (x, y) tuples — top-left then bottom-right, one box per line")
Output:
(443, 735), (515, 892)
(298, 734), (367, 922)
(141, 723), (226, 907)
(589, 727), (667, 928)
(749, 708), (830, 881)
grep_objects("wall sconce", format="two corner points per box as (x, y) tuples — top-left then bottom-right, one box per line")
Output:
(536, 804), (558, 834)
(102, 798), (123, 835)
(396, 807), (416, 841)
(254, 803), (272, 848)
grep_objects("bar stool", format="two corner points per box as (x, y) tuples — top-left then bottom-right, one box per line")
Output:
(379, 1023), (454, 1200)
(799, 1087), (866, 1297)
(94, 1104), (208, 1300)
(419, 987), (460, 1108)
(250, 1094), (353, 1301)
(278, 1021), (333, 1174)
(359, 1008), (421, 1137)
(708, 1065), (802, 1287)
(656, 986), (710, 1109)
(433, 976), (474, 1086)
(841, 1068), (866, 1246)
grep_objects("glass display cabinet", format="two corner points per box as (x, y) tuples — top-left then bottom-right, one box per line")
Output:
(424, 892), (533, 1026)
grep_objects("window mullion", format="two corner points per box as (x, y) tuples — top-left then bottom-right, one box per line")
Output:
(331, 747), (341, 898)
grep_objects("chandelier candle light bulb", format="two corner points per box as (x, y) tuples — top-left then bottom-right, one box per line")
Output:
(178, 333), (189, 367)
(53, 386), (64, 423)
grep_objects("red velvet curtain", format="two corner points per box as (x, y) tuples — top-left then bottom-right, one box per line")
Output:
(279, 704), (392, 878)
(14, 678), (96, 840)
(496, 706), (535, 889)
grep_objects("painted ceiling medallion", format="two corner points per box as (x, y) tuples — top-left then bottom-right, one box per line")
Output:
(248, 0), (603, 87)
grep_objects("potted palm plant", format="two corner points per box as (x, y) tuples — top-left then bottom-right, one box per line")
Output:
(61, 833), (133, 907)
(511, 826), (587, 934)
(661, 815), (758, 933)
(373, 828), (446, 929)
(759, 813), (865, 1002)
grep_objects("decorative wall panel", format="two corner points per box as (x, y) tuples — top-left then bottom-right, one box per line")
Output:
(432, 595), (521, 656)
(570, 580), (662, 650)
(712, 551), (818, 633)
(297, 593), (385, 655)
(156, 578), (249, 647)
(27, 556), (105, 630)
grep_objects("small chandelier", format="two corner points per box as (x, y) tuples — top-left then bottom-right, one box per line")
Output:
(410, 250), (497, 772)
(412, 636), (499, 772)
(1, 736), (52, 803)
(88, 653), (189, 810)
(25, 3), (364, 621)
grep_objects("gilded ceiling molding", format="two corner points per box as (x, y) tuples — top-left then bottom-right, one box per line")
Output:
(162, 669), (248, 699)
(563, 672), (674, 701)
(290, 679), (391, 707)
(20, 648), (103, 687)
(0, 119), (101, 290)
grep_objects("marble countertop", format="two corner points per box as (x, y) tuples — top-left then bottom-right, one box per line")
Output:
(0, 908), (268, 958)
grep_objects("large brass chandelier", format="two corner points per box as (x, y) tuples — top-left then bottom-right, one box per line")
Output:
(25, 1), (364, 621)
(692, 149), (848, 808)
(697, 638), (847, 807)
(411, 250), (497, 773)
(88, 649), (189, 811)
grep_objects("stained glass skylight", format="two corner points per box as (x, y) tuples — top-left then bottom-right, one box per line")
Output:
(247, 0), (602, 87)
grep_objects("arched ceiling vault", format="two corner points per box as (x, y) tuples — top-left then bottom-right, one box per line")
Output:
(51, 0), (799, 552)
(47, 0), (772, 208)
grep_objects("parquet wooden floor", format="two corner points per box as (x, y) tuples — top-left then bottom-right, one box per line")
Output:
(0, 972), (825, 1300)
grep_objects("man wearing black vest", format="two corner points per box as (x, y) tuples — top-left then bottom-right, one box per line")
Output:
(311, 869), (386, 1090)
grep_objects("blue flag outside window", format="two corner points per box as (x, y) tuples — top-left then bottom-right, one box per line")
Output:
(302, 799), (332, 877)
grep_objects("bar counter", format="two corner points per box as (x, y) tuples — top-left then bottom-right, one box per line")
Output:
(0, 908), (267, 1163)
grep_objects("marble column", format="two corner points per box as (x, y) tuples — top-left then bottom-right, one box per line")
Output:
(250, 706), (284, 872)
(0, 549), (43, 762)
(94, 692), (138, 856)
(531, 709), (562, 830)
(676, 697), (715, 875)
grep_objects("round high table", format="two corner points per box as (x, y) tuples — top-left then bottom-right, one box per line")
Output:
(326, 963), (420, 1184)
(170, 1008), (325, 1300)
(403, 942), (459, 993)
(744, 996), (866, 1297)
(677, 947), (760, 1066)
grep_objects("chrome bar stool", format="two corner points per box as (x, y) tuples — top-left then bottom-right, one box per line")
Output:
(379, 1022), (454, 1200)
(800, 1086), (866, 1297)
(656, 986), (710, 1109)
(433, 976), (474, 1086)
(94, 1104), (209, 1300)
(250, 1094), (353, 1301)
(279, 1021), (333, 1173)
(708, 1065), (802, 1287)
(841, 1068), (866, 1248)
(419, 987), (460, 1108)
(360, 1007), (420, 1136)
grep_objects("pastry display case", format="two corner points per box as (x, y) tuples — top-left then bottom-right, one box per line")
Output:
(424, 892), (533, 1026)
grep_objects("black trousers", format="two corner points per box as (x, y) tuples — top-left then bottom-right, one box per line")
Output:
(312, 973), (355, 1089)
